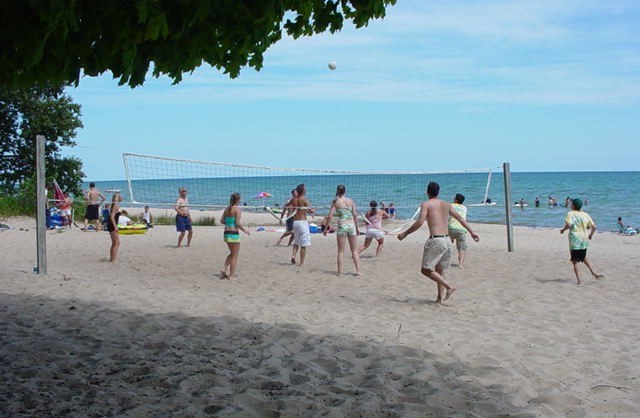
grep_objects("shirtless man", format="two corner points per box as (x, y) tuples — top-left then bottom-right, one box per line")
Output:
(276, 188), (297, 246)
(83, 182), (106, 231)
(290, 184), (314, 266)
(175, 187), (193, 247)
(398, 181), (479, 303)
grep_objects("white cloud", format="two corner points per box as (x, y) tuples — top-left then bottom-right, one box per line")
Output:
(70, 0), (640, 107)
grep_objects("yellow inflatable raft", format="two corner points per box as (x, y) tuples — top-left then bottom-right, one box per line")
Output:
(118, 224), (148, 235)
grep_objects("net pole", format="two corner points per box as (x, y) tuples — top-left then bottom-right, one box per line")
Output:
(123, 153), (135, 203)
(503, 162), (514, 252)
(36, 135), (47, 274)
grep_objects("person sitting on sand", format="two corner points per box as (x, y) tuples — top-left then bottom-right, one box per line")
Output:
(560, 198), (603, 285)
(101, 204), (111, 231)
(139, 205), (154, 228)
(398, 181), (479, 304)
(117, 210), (133, 226)
(617, 217), (625, 233)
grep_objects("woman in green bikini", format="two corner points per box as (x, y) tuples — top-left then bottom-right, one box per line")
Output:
(323, 184), (361, 276)
(220, 192), (251, 279)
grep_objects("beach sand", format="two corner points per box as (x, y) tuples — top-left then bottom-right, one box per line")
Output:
(1, 213), (639, 417)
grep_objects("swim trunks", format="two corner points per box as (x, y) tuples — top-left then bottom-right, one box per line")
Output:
(176, 214), (192, 232)
(421, 236), (452, 271)
(85, 204), (100, 220)
(293, 220), (311, 247)
(570, 249), (587, 262)
(448, 228), (468, 251)
(286, 217), (294, 231)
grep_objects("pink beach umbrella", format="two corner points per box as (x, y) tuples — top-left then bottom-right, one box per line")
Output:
(253, 191), (272, 199)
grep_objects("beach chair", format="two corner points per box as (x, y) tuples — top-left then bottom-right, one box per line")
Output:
(101, 207), (110, 231)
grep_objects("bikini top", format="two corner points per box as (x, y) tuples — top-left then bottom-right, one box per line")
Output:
(224, 216), (236, 229)
(335, 206), (353, 221)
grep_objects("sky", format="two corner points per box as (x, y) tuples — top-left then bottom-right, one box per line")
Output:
(64, 0), (640, 181)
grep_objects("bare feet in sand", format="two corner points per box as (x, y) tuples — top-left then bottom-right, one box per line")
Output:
(291, 257), (296, 265)
(444, 286), (457, 301)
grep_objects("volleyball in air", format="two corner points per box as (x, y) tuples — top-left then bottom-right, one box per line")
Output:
(328, 61), (337, 70)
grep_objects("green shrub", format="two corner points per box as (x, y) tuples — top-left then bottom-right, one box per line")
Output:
(154, 213), (217, 226)
(0, 195), (23, 217)
(154, 214), (176, 226)
(195, 216), (217, 226)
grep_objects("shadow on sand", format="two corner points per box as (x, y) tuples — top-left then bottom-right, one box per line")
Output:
(0, 293), (528, 418)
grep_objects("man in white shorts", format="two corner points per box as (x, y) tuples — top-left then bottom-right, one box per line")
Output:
(290, 184), (314, 266)
(398, 182), (479, 303)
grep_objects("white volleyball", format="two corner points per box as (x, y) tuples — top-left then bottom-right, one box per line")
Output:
(328, 61), (337, 70)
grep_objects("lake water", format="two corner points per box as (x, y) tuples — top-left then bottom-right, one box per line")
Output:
(88, 171), (640, 232)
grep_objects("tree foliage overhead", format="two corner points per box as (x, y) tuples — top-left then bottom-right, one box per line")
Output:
(0, 0), (396, 88)
(0, 85), (84, 195)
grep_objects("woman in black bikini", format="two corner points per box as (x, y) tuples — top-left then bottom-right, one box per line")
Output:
(108, 193), (122, 262)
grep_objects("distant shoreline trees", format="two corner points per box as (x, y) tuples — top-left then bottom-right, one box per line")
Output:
(1, 84), (84, 204)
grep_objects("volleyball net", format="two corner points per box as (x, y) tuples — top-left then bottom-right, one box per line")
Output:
(122, 153), (496, 220)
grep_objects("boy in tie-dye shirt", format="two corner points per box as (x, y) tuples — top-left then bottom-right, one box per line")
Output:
(560, 198), (604, 285)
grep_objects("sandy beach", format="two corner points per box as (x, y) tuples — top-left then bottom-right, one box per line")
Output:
(1, 212), (639, 417)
